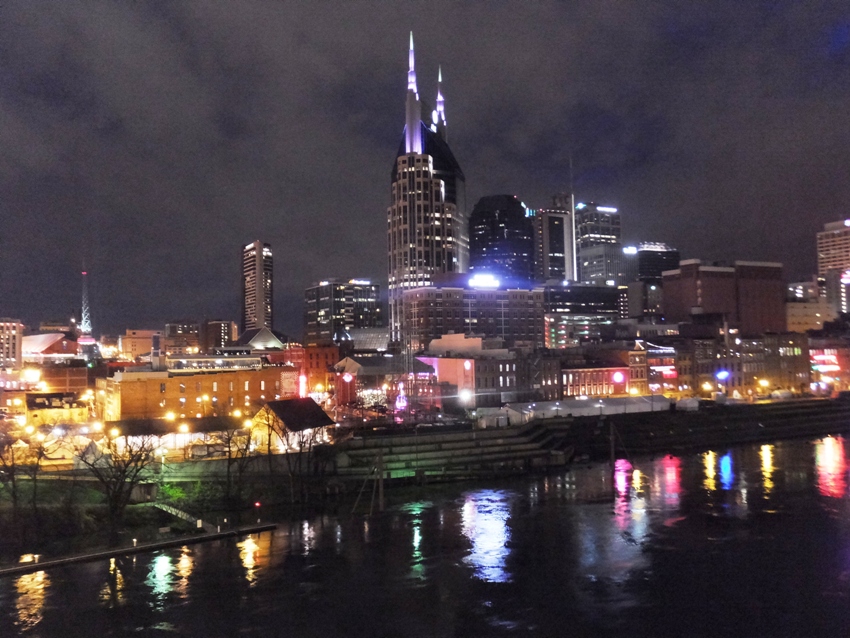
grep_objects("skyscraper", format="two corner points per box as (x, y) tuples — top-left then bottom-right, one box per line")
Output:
(304, 279), (382, 346)
(387, 34), (467, 343)
(533, 194), (576, 283)
(242, 240), (273, 333)
(574, 202), (621, 283)
(468, 195), (534, 282)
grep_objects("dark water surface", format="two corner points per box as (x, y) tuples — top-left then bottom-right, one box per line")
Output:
(4, 435), (850, 637)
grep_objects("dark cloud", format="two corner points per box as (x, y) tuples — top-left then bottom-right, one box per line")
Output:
(0, 1), (848, 336)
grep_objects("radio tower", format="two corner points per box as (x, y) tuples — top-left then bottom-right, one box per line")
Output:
(78, 270), (96, 348)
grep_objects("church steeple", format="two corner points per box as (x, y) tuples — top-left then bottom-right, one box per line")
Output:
(404, 31), (422, 154)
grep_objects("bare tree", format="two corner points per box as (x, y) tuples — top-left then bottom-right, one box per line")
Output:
(218, 425), (255, 506)
(75, 433), (159, 544)
(0, 427), (26, 527)
(20, 425), (64, 516)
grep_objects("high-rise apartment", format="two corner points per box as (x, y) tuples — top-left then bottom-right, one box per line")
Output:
(0, 319), (24, 368)
(242, 240), (273, 333)
(304, 279), (382, 346)
(817, 220), (850, 276)
(387, 34), (467, 343)
(468, 195), (534, 282)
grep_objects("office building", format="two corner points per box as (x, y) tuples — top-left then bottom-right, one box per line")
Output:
(388, 35), (467, 342)
(533, 194), (576, 283)
(242, 240), (274, 332)
(163, 321), (200, 355)
(580, 244), (636, 285)
(636, 242), (680, 281)
(542, 284), (621, 346)
(304, 279), (382, 346)
(468, 195), (534, 282)
(662, 260), (785, 335)
(574, 202), (621, 282)
(402, 281), (544, 352)
(200, 320), (238, 353)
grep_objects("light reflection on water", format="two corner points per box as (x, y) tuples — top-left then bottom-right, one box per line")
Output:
(460, 490), (513, 583)
(816, 436), (847, 498)
(238, 535), (260, 585)
(15, 570), (48, 630)
(98, 557), (125, 608)
(9, 435), (850, 635)
(761, 444), (774, 495)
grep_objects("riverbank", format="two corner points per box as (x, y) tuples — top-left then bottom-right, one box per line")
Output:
(0, 522), (277, 578)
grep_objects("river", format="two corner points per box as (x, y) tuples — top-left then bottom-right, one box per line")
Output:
(3, 435), (850, 636)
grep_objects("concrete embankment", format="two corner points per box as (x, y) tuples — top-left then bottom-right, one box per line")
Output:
(334, 399), (850, 481)
(0, 523), (277, 578)
(563, 398), (850, 460)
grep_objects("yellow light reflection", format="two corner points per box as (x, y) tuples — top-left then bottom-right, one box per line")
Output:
(704, 451), (716, 491)
(99, 557), (125, 607)
(238, 535), (260, 585)
(760, 444), (774, 495)
(15, 570), (49, 630)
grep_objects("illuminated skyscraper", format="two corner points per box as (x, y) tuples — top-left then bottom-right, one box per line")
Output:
(388, 34), (467, 342)
(242, 240), (273, 333)
(574, 202), (621, 283)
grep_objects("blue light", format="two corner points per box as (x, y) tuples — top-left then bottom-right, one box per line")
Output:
(715, 370), (730, 381)
(720, 453), (733, 490)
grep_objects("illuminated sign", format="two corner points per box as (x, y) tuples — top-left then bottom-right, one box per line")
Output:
(651, 365), (678, 379)
(623, 246), (638, 255)
(349, 279), (371, 285)
(468, 273), (500, 289)
(597, 206), (618, 213)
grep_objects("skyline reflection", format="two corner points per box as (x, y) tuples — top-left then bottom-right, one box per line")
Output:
(460, 490), (513, 583)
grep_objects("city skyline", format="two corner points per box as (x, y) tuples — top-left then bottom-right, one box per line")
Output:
(1, 3), (849, 335)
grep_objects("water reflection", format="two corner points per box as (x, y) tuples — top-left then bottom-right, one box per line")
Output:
(816, 436), (847, 498)
(146, 554), (173, 610)
(704, 451), (717, 491)
(614, 459), (632, 496)
(761, 444), (774, 495)
(720, 453), (734, 490)
(402, 501), (429, 581)
(15, 570), (49, 630)
(238, 535), (260, 585)
(658, 455), (681, 507)
(99, 557), (125, 608)
(460, 490), (513, 583)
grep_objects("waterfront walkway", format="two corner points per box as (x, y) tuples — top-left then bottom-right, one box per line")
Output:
(0, 522), (277, 578)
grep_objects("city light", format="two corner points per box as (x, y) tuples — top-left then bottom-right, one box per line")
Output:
(715, 370), (730, 381)
(468, 273), (500, 289)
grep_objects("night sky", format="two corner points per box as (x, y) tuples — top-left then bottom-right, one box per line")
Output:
(2, 2), (849, 338)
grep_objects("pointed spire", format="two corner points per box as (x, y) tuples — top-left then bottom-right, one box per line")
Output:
(436, 65), (446, 123)
(407, 31), (418, 94)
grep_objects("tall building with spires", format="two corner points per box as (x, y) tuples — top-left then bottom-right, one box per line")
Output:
(387, 33), (467, 343)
